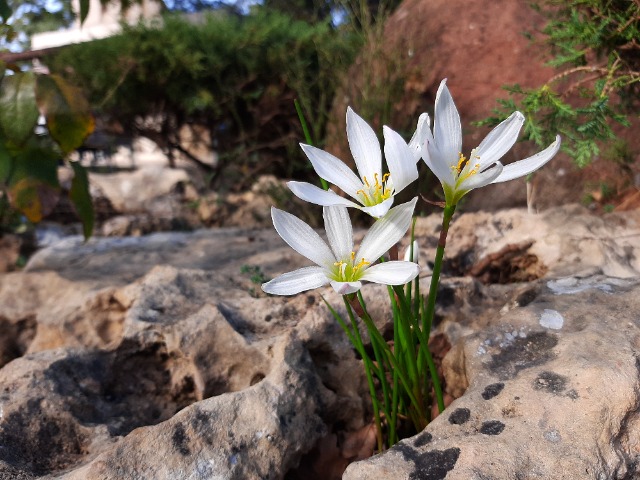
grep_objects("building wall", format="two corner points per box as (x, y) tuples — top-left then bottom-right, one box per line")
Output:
(32, 0), (162, 50)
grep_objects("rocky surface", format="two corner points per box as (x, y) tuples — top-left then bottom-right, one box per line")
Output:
(344, 274), (640, 479)
(1, 204), (640, 478)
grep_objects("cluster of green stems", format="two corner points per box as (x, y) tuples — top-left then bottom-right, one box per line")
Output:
(325, 205), (456, 451)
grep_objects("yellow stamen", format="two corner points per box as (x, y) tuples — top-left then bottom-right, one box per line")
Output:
(356, 189), (369, 200)
(363, 176), (370, 187)
(459, 163), (482, 185)
(373, 173), (381, 188)
(353, 258), (370, 271)
(456, 153), (467, 173)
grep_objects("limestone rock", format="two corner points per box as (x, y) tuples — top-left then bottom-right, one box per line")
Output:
(2, 205), (640, 478)
(61, 335), (327, 480)
(415, 204), (640, 281)
(89, 166), (190, 214)
(0, 242), (368, 478)
(343, 275), (640, 479)
(0, 234), (22, 273)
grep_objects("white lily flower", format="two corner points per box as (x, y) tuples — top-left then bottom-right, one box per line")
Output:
(403, 240), (420, 264)
(262, 198), (420, 296)
(287, 107), (419, 218)
(416, 79), (562, 206)
(408, 113), (430, 162)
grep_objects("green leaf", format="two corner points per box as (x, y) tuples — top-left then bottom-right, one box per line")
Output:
(5, 145), (62, 223)
(11, 144), (61, 187)
(8, 177), (60, 223)
(79, 0), (90, 25)
(0, 142), (12, 183)
(0, 72), (39, 147)
(69, 161), (94, 239)
(0, 0), (11, 22)
(35, 74), (95, 154)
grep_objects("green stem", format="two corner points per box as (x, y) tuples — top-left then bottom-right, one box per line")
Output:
(294, 98), (328, 191)
(387, 285), (420, 405)
(343, 297), (384, 452)
(356, 291), (393, 423)
(421, 203), (456, 413)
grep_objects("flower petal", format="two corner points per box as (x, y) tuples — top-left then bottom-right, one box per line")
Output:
(403, 240), (419, 263)
(330, 280), (362, 295)
(425, 142), (456, 186)
(287, 181), (360, 208)
(262, 266), (329, 295)
(360, 196), (395, 218)
(408, 113), (431, 162)
(492, 135), (561, 184)
(383, 126), (419, 193)
(433, 79), (462, 166)
(357, 197), (417, 262)
(459, 162), (504, 191)
(475, 111), (524, 168)
(347, 107), (382, 181)
(323, 205), (353, 260)
(360, 261), (420, 285)
(271, 207), (335, 268)
(300, 144), (363, 197)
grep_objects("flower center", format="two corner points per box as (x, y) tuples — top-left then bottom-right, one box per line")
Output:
(356, 173), (393, 206)
(451, 151), (481, 186)
(331, 251), (370, 282)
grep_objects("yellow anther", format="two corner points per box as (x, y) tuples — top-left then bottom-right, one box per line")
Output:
(382, 173), (390, 182)
(353, 258), (370, 271)
(350, 251), (356, 261)
(363, 176), (370, 187)
(374, 173), (381, 187)
(456, 153), (467, 173)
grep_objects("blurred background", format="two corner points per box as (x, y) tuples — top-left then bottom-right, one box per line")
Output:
(0, 0), (638, 265)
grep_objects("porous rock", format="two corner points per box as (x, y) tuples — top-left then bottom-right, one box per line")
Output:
(343, 286), (640, 477)
(2, 205), (640, 478)
(0, 231), (369, 478)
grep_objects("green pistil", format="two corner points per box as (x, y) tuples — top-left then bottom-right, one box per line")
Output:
(331, 252), (370, 282)
(356, 173), (393, 206)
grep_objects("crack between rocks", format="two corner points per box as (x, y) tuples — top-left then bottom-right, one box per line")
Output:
(610, 355), (640, 480)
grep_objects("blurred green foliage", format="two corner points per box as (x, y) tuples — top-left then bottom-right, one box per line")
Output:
(47, 8), (359, 190)
(479, 0), (639, 167)
(0, 1), (95, 239)
(0, 65), (95, 238)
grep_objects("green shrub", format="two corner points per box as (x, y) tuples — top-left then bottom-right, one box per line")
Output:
(48, 8), (359, 190)
(479, 0), (639, 167)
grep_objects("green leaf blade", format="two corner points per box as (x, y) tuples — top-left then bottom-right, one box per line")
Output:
(0, 72), (39, 147)
(35, 74), (95, 154)
(69, 161), (94, 239)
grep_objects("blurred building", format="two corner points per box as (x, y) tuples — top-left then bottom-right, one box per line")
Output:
(31, 0), (162, 50)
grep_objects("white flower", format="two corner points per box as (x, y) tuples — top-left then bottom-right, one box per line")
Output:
(403, 240), (420, 264)
(262, 198), (420, 296)
(416, 79), (562, 206)
(287, 107), (419, 218)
